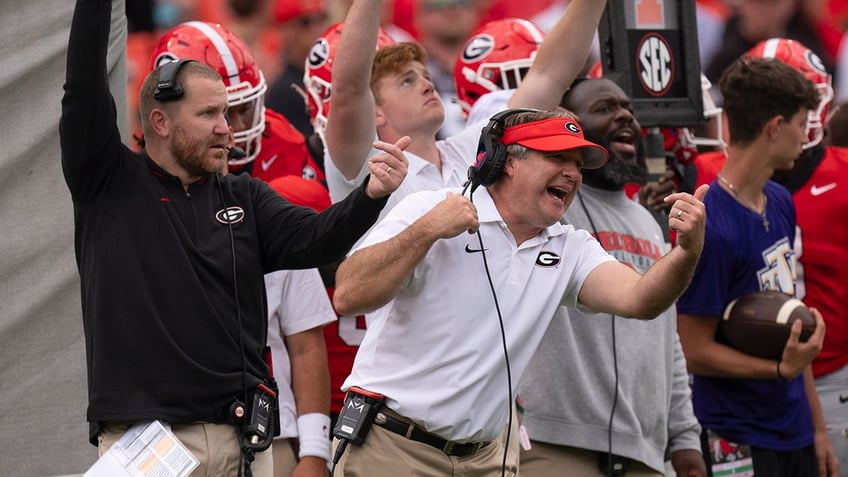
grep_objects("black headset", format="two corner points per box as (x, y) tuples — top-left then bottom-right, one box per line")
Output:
(467, 108), (541, 190)
(153, 59), (197, 102)
(152, 59), (247, 160)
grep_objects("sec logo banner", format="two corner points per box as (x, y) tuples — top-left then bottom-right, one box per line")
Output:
(637, 33), (674, 97)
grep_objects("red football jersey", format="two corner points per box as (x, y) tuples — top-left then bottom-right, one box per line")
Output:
(693, 150), (726, 189)
(234, 109), (326, 185)
(794, 147), (848, 378)
(323, 287), (367, 414)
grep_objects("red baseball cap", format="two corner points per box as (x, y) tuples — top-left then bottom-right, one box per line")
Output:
(274, 0), (327, 24)
(501, 117), (608, 169)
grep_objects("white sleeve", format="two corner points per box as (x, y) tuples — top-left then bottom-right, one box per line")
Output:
(265, 268), (336, 439)
(324, 146), (372, 204)
(466, 89), (514, 125)
(559, 227), (618, 311)
(266, 268), (335, 338)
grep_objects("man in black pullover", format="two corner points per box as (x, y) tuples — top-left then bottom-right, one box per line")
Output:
(59, 0), (408, 474)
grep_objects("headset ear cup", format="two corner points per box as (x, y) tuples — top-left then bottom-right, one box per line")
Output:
(154, 59), (194, 102)
(469, 108), (541, 189)
(478, 144), (507, 187)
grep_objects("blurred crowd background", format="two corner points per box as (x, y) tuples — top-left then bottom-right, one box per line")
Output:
(122, 0), (848, 151)
(3, 1), (848, 475)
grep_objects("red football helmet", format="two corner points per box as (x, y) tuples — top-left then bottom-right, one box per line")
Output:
(746, 38), (833, 149)
(151, 21), (268, 166)
(586, 60), (604, 80)
(454, 18), (546, 118)
(303, 22), (396, 135)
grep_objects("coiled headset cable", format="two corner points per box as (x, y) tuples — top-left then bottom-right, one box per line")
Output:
(462, 181), (513, 477)
(215, 173), (257, 477)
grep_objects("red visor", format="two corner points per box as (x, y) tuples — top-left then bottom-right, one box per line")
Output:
(501, 117), (608, 169)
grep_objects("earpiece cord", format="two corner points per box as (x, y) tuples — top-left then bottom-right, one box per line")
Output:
(577, 191), (618, 477)
(461, 179), (473, 197)
(606, 315), (619, 477)
(215, 173), (251, 476)
(467, 189), (511, 477)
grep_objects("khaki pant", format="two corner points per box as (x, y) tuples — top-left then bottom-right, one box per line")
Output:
(332, 422), (517, 477)
(520, 441), (662, 477)
(272, 438), (297, 477)
(99, 421), (273, 477)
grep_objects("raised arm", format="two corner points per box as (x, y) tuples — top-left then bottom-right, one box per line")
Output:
(60, 0), (123, 197)
(508, 0), (607, 111)
(578, 184), (708, 319)
(324, 0), (382, 180)
(334, 193), (478, 316)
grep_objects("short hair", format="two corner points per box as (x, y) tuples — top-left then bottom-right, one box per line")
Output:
(497, 109), (573, 159)
(559, 76), (591, 109)
(719, 57), (819, 146)
(370, 42), (428, 104)
(139, 61), (222, 137)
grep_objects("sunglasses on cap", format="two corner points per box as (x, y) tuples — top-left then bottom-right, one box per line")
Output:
(422, 0), (471, 10)
(296, 12), (328, 28)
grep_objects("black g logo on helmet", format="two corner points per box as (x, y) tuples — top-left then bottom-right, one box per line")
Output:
(461, 34), (495, 63)
(307, 39), (330, 69)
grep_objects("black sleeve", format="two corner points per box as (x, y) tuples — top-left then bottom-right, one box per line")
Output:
(255, 175), (388, 272)
(60, 0), (124, 200)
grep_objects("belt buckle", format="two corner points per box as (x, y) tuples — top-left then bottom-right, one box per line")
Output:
(443, 440), (456, 455)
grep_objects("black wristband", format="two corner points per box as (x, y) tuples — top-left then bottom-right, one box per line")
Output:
(776, 361), (787, 382)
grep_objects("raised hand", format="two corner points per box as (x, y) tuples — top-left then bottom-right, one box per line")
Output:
(665, 183), (709, 254)
(365, 136), (411, 199)
(420, 192), (479, 239)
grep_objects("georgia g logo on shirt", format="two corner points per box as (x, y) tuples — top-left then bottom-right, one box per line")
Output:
(216, 206), (245, 225)
(536, 251), (561, 268)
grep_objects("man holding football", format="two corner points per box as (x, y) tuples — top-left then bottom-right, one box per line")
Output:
(677, 56), (837, 476)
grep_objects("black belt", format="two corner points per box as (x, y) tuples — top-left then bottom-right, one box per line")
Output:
(597, 451), (631, 476)
(373, 410), (489, 457)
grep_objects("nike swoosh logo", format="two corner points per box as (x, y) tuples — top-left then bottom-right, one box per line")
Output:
(464, 244), (488, 253)
(260, 154), (278, 172)
(810, 183), (837, 196)
(840, 394), (848, 404)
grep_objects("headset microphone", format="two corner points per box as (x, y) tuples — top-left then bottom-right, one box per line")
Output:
(227, 146), (247, 159)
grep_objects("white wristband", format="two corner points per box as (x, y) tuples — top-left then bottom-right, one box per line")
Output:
(296, 413), (331, 461)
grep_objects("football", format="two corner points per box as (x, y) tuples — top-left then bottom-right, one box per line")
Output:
(720, 291), (816, 360)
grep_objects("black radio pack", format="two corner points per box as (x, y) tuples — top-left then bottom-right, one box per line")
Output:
(227, 382), (279, 452)
(333, 387), (385, 446)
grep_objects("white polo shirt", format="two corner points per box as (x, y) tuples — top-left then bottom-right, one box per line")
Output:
(265, 268), (336, 439)
(324, 118), (488, 214)
(341, 186), (615, 442)
(466, 89), (514, 125)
